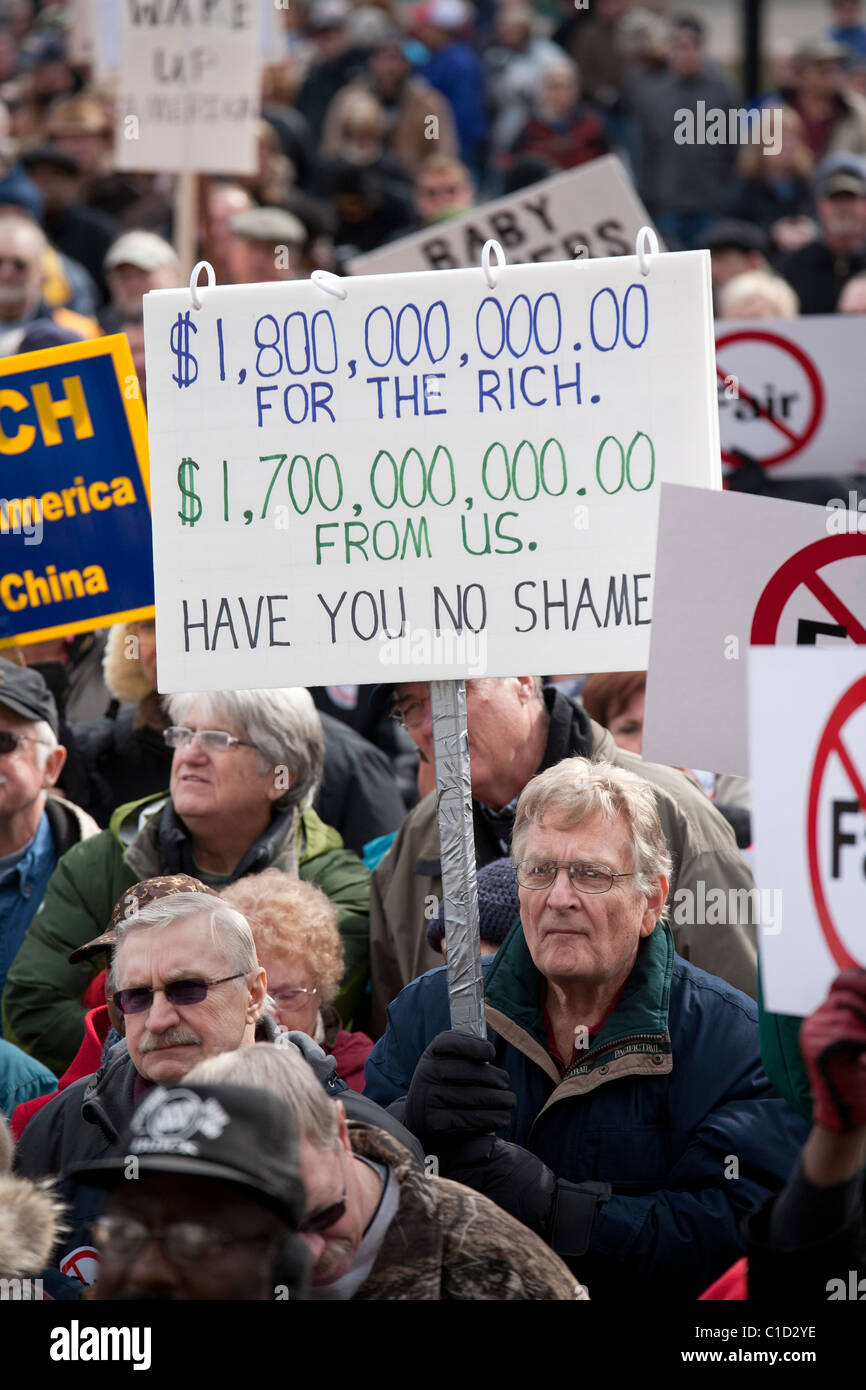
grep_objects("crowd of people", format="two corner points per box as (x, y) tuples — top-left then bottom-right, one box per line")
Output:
(0, 0), (864, 1309)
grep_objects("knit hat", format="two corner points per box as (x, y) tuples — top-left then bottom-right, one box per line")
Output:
(426, 856), (520, 952)
(68, 874), (219, 965)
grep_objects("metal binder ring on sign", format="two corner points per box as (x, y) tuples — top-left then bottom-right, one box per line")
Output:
(312, 269), (348, 300)
(189, 260), (215, 310)
(635, 226), (659, 277)
(481, 239), (506, 289)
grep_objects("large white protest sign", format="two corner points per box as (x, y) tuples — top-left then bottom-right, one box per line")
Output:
(642, 485), (866, 777)
(716, 315), (866, 480)
(750, 647), (866, 1015)
(143, 245), (719, 692)
(347, 157), (659, 276)
(115, 0), (260, 174)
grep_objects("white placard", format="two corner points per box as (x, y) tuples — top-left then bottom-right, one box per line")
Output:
(114, 0), (260, 174)
(643, 485), (866, 777)
(347, 156), (659, 276)
(750, 647), (866, 1015)
(143, 249), (720, 692)
(68, 0), (97, 65)
(716, 315), (866, 480)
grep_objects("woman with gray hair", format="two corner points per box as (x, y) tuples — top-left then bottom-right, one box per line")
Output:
(63, 634), (405, 853)
(3, 688), (373, 1078)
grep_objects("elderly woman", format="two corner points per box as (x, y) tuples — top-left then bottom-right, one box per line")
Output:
(2, 687), (371, 1076)
(222, 868), (373, 1091)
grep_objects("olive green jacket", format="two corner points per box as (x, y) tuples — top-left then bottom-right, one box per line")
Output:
(2, 791), (370, 1075)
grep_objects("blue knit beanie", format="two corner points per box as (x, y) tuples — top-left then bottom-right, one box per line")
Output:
(426, 857), (520, 953)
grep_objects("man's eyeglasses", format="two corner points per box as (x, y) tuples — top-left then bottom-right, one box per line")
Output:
(163, 726), (256, 753)
(299, 1190), (347, 1234)
(516, 861), (637, 894)
(0, 731), (51, 756)
(93, 1214), (272, 1265)
(388, 698), (429, 730)
(113, 973), (246, 1016)
(272, 986), (318, 1010)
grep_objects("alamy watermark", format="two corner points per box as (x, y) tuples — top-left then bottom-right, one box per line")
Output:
(674, 103), (781, 156)
(670, 883), (782, 935)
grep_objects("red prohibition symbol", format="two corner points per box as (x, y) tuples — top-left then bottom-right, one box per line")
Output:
(716, 329), (824, 469)
(807, 673), (866, 971)
(750, 534), (866, 645)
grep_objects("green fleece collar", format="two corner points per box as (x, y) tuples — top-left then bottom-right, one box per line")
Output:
(484, 918), (675, 1050)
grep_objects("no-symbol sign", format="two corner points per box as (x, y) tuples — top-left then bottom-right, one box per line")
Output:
(751, 534), (866, 647)
(716, 329), (824, 469)
(807, 673), (866, 970)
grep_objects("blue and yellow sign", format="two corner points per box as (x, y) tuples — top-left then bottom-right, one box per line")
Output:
(0, 334), (153, 646)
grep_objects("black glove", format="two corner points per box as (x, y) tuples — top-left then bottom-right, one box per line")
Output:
(404, 1029), (517, 1148)
(443, 1134), (611, 1260)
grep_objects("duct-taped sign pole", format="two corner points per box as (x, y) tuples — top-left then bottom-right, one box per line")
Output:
(429, 679), (486, 1037)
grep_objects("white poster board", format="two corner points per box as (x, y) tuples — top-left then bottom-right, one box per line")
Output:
(143, 248), (720, 692)
(114, 0), (260, 174)
(716, 315), (866, 480)
(643, 485), (866, 777)
(347, 156), (659, 276)
(750, 647), (866, 1015)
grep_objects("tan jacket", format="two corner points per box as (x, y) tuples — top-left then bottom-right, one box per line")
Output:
(369, 706), (758, 1036)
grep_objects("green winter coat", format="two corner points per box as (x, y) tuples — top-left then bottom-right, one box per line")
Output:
(2, 792), (370, 1076)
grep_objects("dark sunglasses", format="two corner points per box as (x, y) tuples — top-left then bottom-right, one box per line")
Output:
(0, 731), (50, 755)
(299, 1191), (347, 1235)
(112, 973), (245, 1016)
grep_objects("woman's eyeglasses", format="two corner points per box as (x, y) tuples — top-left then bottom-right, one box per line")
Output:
(163, 727), (256, 753)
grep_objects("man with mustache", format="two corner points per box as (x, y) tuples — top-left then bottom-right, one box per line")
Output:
(14, 876), (418, 1300)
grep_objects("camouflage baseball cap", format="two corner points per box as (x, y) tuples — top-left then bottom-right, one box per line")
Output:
(67, 874), (220, 965)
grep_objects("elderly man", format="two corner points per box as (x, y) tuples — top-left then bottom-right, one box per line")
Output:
(13, 881), (269, 1297)
(3, 687), (370, 1073)
(369, 677), (759, 1034)
(0, 659), (97, 997)
(0, 213), (88, 355)
(225, 206), (307, 285)
(778, 153), (866, 312)
(70, 1082), (309, 1302)
(188, 1043), (586, 1300)
(98, 229), (181, 332)
(365, 759), (809, 1300)
(16, 880), (422, 1300)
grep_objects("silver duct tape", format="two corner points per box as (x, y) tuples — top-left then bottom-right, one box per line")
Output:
(430, 678), (486, 1038)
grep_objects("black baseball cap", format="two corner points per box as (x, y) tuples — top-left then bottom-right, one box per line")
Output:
(67, 1083), (306, 1229)
(0, 657), (59, 736)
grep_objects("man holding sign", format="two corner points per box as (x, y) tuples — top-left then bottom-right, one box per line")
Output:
(367, 759), (807, 1299)
(369, 676), (760, 1033)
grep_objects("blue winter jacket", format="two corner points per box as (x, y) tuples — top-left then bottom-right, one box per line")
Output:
(364, 923), (809, 1299)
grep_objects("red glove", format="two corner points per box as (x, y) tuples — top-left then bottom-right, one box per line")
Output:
(800, 970), (866, 1133)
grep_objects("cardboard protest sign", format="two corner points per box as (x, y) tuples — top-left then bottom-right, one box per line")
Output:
(144, 246), (719, 692)
(347, 156), (659, 276)
(114, 0), (260, 174)
(642, 485), (866, 777)
(0, 336), (153, 648)
(749, 648), (866, 1015)
(716, 314), (866, 480)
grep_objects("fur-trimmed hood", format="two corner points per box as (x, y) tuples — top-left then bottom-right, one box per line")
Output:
(102, 623), (153, 705)
(0, 1175), (65, 1278)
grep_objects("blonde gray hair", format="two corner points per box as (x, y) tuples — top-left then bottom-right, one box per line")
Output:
(511, 757), (673, 916)
(186, 1043), (340, 1152)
